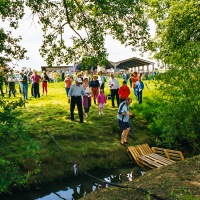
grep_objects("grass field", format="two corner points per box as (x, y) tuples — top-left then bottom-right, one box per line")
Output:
(3, 77), (156, 186)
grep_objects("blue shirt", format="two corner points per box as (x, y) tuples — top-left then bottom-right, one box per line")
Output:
(68, 84), (86, 99)
(117, 101), (130, 122)
(135, 81), (144, 91)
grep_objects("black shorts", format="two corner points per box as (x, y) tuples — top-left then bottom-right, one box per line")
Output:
(118, 119), (130, 130)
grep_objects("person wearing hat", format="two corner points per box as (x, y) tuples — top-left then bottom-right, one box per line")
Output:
(68, 78), (86, 123)
(90, 73), (100, 104)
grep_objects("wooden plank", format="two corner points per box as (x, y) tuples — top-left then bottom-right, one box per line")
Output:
(147, 154), (174, 164)
(164, 149), (184, 160)
(143, 144), (153, 154)
(127, 144), (184, 169)
(138, 155), (163, 168)
(144, 154), (174, 165)
(127, 147), (144, 168)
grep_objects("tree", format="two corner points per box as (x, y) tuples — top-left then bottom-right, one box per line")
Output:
(1, 0), (151, 67)
(0, 0), (152, 192)
(147, 0), (200, 153)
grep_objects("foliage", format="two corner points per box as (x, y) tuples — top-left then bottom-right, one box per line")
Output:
(148, 0), (200, 67)
(0, 28), (27, 66)
(0, 98), (40, 193)
(144, 0), (200, 153)
(1, 0), (151, 68)
(146, 68), (199, 153)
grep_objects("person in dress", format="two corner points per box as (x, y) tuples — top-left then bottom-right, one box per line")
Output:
(97, 89), (106, 115)
(82, 77), (91, 118)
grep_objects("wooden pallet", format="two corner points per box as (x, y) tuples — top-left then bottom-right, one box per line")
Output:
(127, 144), (184, 169)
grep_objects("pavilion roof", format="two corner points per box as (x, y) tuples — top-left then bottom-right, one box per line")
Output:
(108, 57), (154, 69)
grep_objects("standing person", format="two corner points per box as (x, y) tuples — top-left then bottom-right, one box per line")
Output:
(82, 77), (91, 118)
(19, 70), (28, 100)
(118, 81), (130, 103)
(7, 69), (16, 98)
(122, 70), (129, 82)
(129, 73), (133, 89)
(52, 71), (57, 82)
(90, 74), (100, 104)
(97, 89), (106, 115)
(29, 71), (34, 96)
(83, 70), (90, 82)
(98, 71), (106, 91)
(117, 98), (132, 145)
(61, 70), (65, 81)
(108, 73), (120, 108)
(0, 67), (5, 97)
(41, 71), (50, 96)
(68, 78), (86, 123)
(135, 77), (144, 104)
(64, 74), (72, 96)
(131, 72), (138, 98)
(30, 70), (41, 98)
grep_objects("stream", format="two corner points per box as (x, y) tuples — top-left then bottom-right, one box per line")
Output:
(2, 165), (146, 200)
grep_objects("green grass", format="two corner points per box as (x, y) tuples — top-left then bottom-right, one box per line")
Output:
(3, 78), (155, 186)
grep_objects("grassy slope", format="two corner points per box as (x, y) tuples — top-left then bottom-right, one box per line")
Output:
(82, 155), (200, 200)
(7, 78), (153, 186)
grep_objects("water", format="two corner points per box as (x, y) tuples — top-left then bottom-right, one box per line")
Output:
(1, 166), (145, 200)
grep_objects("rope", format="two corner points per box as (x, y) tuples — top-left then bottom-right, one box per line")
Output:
(47, 130), (166, 200)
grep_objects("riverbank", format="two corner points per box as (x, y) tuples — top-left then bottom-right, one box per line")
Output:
(82, 155), (200, 200)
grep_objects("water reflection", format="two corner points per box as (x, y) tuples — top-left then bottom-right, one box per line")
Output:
(2, 166), (144, 200)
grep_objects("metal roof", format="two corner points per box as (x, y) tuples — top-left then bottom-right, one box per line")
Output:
(108, 57), (154, 69)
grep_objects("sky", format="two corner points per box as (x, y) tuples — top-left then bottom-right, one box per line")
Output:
(1, 8), (156, 71)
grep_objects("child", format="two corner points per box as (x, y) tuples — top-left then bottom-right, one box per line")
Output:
(97, 89), (106, 115)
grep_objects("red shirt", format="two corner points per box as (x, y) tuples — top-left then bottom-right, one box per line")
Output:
(65, 77), (72, 88)
(118, 85), (130, 99)
(131, 76), (138, 88)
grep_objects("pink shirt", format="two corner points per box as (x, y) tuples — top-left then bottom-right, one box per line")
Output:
(97, 94), (106, 104)
(31, 75), (41, 83)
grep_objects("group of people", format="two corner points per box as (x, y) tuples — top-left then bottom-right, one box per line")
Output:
(67, 71), (107, 123)
(66, 70), (145, 145)
(0, 67), (52, 99)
